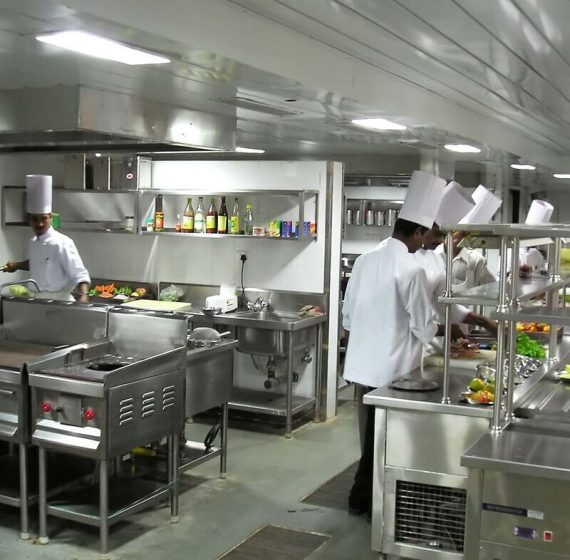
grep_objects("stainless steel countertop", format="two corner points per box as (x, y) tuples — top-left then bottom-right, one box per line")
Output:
(363, 366), (494, 418)
(461, 425), (570, 481)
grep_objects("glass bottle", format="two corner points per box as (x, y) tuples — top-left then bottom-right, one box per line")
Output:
(229, 198), (240, 235)
(175, 214), (182, 232)
(218, 196), (228, 234)
(182, 198), (194, 233)
(154, 194), (164, 232)
(244, 203), (254, 236)
(194, 197), (205, 233)
(206, 198), (218, 234)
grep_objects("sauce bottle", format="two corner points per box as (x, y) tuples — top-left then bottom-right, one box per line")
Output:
(175, 214), (182, 232)
(206, 198), (218, 233)
(194, 197), (205, 233)
(182, 198), (194, 233)
(244, 203), (254, 236)
(230, 198), (240, 234)
(218, 196), (228, 234)
(154, 194), (164, 232)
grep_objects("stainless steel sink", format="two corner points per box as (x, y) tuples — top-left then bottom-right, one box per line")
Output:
(238, 310), (301, 322)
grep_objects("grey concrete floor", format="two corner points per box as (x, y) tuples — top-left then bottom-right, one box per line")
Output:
(0, 396), (377, 560)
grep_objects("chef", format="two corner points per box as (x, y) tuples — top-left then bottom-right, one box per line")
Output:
(342, 170), (445, 515)
(519, 199), (554, 272)
(416, 181), (497, 337)
(3, 175), (90, 302)
(435, 184), (502, 291)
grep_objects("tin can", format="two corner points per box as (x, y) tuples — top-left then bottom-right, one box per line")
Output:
(303, 221), (311, 235)
(281, 220), (292, 237)
(269, 220), (282, 237)
(292, 221), (299, 237)
(252, 226), (265, 236)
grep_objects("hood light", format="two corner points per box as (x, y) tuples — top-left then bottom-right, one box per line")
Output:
(235, 147), (265, 154)
(36, 31), (171, 66)
(511, 163), (536, 170)
(553, 173), (570, 179)
(444, 144), (481, 153)
(351, 118), (406, 131)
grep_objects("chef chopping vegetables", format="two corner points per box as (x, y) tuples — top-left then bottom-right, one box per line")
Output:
(2, 175), (90, 302)
(342, 170), (444, 516)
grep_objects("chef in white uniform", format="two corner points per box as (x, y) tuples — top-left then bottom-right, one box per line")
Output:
(519, 200), (554, 272)
(3, 175), (90, 302)
(435, 185), (502, 291)
(417, 181), (497, 342)
(343, 170), (445, 515)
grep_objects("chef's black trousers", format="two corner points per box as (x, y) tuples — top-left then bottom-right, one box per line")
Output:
(349, 384), (374, 513)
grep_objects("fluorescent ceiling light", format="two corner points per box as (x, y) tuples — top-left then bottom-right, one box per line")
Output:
(511, 163), (536, 170)
(236, 146), (265, 154)
(351, 118), (406, 131)
(553, 173), (570, 179)
(36, 31), (170, 65)
(444, 143), (481, 153)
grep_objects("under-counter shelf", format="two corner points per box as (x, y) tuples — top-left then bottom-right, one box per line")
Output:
(491, 306), (570, 326)
(439, 277), (565, 306)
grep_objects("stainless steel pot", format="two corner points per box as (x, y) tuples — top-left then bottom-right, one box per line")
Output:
(376, 210), (385, 226)
(365, 208), (375, 226)
(188, 327), (232, 348)
(345, 209), (353, 225)
(355, 209), (362, 226)
(387, 208), (399, 226)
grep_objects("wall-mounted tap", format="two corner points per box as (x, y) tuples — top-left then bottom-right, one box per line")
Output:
(247, 296), (270, 312)
(0, 278), (41, 294)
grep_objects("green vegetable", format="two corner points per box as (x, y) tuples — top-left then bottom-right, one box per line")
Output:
(88, 289), (97, 297)
(516, 333), (546, 359)
(9, 285), (32, 298)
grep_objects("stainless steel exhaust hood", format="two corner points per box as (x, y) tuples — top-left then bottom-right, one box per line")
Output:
(0, 85), (236, 153)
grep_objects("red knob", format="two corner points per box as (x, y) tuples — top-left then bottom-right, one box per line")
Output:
(41, 402), (51, 413)
(84, 409), (96, 421)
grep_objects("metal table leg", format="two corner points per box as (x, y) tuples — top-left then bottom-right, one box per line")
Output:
(38, 447), (48, 544)
(285, 331), (294, 439)
(313, 324), (323, 423)
(99, 459), (109, 557)
(169, 434), (179, 523)
(19, 443), (30, 540)
(220, 403), (228, 478)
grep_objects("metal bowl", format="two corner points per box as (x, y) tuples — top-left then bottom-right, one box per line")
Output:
(201, 307), (221, 318)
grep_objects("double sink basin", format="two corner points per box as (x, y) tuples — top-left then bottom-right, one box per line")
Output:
(187, 309), (327, 357)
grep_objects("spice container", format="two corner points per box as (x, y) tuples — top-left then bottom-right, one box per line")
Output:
(124, 216), (135, 232)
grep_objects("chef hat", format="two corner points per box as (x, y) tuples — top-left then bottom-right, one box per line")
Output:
(435, 181), (475, 225)
(399, 171), (446, 228)
(525, 199), (553, 225)
(459, 185), (502, 224)
(26, 175), (52, 214)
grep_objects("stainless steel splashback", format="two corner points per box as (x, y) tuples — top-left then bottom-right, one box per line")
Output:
(0, 299), (107, 346)
(0, 85), (236, 152)
(107, 308), (188, 357)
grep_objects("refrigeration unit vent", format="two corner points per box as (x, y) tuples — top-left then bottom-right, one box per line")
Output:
(395, 480), (466, 552)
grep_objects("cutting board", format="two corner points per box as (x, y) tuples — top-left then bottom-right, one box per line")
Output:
(423, 349), (497, 370)
(121, 300), (192, 312)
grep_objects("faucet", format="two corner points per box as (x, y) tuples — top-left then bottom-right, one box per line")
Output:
(0, 278), (41, 294)
(247, 296), (270, 312)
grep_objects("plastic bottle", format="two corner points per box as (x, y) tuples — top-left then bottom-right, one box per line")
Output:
(230, 198), (240, 235)
(244, 203), (254, 236)
(182, 198), (194, 233)
(194, 197), (205, 233)
(206, 198), (218, 234)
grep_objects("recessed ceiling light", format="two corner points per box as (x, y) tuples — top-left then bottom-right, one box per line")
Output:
(36, 31), (171, 65)
(444, 143), (481, 153)
(553, 173), (570, 179)
(351, 118), (407, 131)
(511, 163), (536, 170)
(94, 152), (102, 158)
(235, 146), (265, 154)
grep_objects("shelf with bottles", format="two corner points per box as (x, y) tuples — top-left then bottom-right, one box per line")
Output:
(138, 189), (318, 240)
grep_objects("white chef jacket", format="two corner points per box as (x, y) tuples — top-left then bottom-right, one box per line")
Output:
(342, 238), (437, 388)
(414, 248), (469, 324)
(435, 246), (496, 291)
(29, 228), (90, 294)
